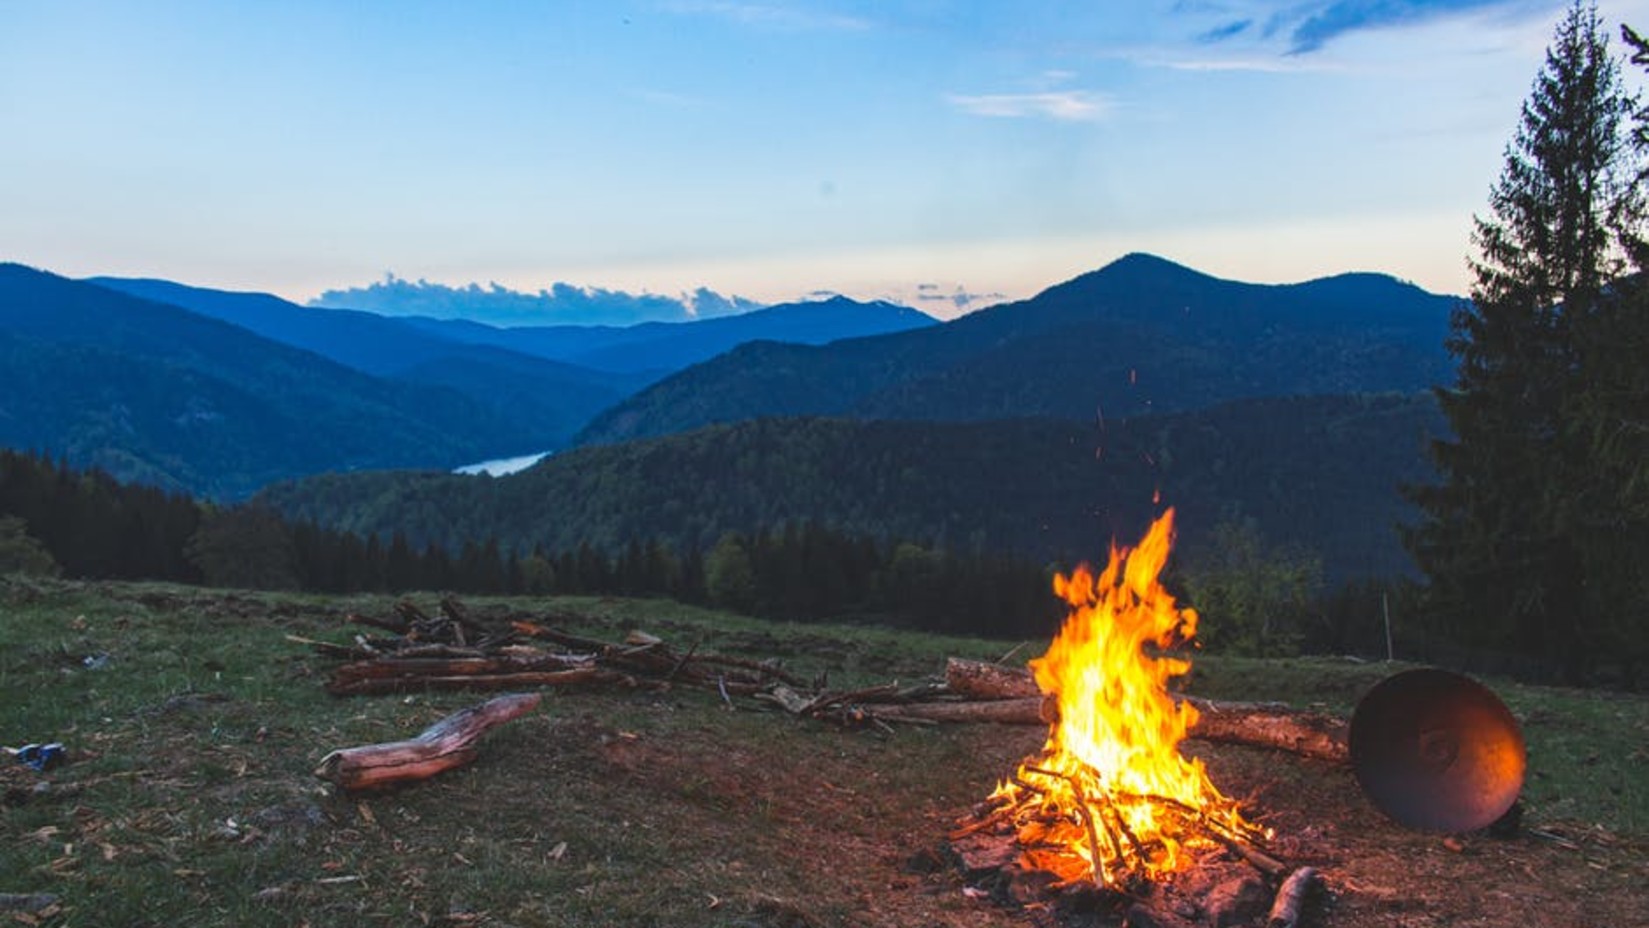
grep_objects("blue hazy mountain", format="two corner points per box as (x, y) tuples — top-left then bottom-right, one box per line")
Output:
(399, 295), (939, 375)
(0, 263), (569, 498)
(574, 253), (1459, 446)
(310, 275), (762, 326)
(88, 277), (649, 450)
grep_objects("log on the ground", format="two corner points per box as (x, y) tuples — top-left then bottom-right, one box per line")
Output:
(1267, 866), (1320, 928)
(944, 656), (1044, 700)
(942, 658), (1349, 762)
(871, 697), (1049, 725)
(1185, 697), (1348, 764)
(327, 667), (633, 697)
(314, 692), (541, 790)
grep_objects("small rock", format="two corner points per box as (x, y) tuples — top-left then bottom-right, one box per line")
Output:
(0, 893), (59, 913)
(1204, 874), (1270, 928)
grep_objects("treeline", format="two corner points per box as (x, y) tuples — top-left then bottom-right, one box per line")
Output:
(4, 446), (1547, 672)
(0, 448), (1063, 639)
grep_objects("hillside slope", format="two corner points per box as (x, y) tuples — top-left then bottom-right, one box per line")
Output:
(0, 264), (536, 497)
(575, 254), (1457, 446)
(89, 277), (645, 448)
(258, 392), (1446, 581)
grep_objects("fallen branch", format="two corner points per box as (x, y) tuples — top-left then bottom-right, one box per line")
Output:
(326, 668), (637, 697)
(314, 692), (541, 790)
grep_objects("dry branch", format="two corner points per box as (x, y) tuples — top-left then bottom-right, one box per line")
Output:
(314, 692), (541, 790)
(327, 668), (636, 697)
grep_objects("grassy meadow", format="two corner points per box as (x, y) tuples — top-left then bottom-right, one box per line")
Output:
(2, 577), (1645, 927)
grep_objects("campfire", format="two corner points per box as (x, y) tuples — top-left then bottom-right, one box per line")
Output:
(949, 509), (1325, 928)
(982, 509), (1269, 888)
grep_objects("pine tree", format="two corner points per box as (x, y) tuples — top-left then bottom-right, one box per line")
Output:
(1407, 2), (1642, 681)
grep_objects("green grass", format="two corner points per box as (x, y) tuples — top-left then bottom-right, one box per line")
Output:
(2, 577), (1645, 927)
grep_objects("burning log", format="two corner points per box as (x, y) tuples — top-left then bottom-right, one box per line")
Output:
(314, 692), (541, 790)
(944, 657), (1350, 763)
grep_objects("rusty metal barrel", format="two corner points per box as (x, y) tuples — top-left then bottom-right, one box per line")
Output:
(1349, 668), (1526, 833)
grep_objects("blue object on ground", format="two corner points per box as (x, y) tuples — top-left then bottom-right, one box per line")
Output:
(11, 743), (65, 771)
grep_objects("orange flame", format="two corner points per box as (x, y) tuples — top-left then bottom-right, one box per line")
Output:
(988, 508), (1258, 884)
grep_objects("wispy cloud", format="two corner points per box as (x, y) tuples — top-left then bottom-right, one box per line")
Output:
(1197, 18), (1254, 42)
(1283, 0), (1515, 54)
(660, 1), (872, 32)
(946, 90), (1113, 122)
(1128, 0), (1544, 69)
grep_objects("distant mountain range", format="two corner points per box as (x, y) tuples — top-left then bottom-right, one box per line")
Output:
(311, 275), (763, 326)
(1, 252), (1464, 578)
(575, 253), (1458, 446)
(89, 277), (647, 451)
(398, 295), (938, 375)
(0, 263), (952, 497)
(0, 264), (531, 498)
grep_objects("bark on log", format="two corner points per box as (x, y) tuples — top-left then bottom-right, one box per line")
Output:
(944, 656), (1043, 700)
(331, 654), (590, 682)
(314, 692), (541, 790)
(1267, 866), (1320, 928)
(1185, 698), (1348, 764)
(942, 658), (1349, 763)
(871, 697), (1050, 725)
(327, 667), (633, 697)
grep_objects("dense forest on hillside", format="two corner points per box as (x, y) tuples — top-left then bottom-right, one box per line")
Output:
(258, 392), (1445, 583)
(0, 449), (1065, 639)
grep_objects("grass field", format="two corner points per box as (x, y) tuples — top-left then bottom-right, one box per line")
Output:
(2, 577), (1646, 927)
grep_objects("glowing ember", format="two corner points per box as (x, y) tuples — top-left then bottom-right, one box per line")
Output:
(986, 508), (1265, 886)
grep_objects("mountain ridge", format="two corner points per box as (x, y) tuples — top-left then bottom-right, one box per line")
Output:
(0, 263), (543, 497)
(573, 253), (1458, 446)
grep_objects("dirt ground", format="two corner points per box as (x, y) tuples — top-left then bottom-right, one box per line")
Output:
(539, 701), (1649, 928)
(341, 686), (1641, 928)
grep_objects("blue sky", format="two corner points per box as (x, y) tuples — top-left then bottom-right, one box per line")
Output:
(4, 0), (1648, 316)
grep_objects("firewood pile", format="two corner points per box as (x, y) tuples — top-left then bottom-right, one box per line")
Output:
(292, 595), (811, 700)
(293, 598), (1350, 760)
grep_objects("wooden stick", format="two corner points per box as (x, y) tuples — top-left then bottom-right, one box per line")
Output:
(1267, 866), (1319, 928)
(327, 668), (635, 697)
(1025, 765), (1115, 887)
(314, 693), (541, 790)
